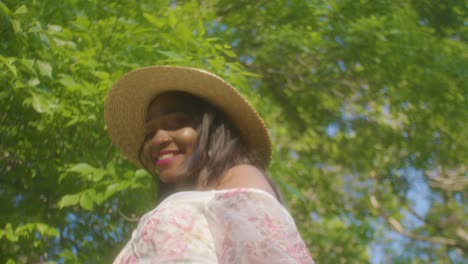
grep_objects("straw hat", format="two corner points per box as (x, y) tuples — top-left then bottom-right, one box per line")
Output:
(104, 66), (272, 169)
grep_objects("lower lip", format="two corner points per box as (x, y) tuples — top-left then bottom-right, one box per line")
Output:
(155, 154), (181, 167)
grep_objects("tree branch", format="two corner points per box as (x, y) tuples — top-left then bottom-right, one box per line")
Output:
(387, 216), (459, 246)
(427, 165), (468, 192)
(368, 167), (468, 253)
(117, 208), (139, 222)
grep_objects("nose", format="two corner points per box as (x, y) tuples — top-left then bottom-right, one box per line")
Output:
(150, 129), (171, 147)
(141, 129), (171, 165)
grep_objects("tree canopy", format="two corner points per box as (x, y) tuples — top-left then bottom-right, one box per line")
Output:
(1, 0), (466, 263)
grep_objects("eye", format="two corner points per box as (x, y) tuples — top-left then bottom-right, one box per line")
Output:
(143, 112), (193, 142)
(143, 131), (155, 142)
(143, 120), (159, 142)
(161, 112), (193, 130)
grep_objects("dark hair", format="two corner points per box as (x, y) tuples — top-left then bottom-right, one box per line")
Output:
(138, 92), (282, 203)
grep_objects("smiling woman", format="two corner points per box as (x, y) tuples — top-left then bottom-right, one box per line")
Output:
(104, 66), (314, 263)
(140, 93), (200, 187)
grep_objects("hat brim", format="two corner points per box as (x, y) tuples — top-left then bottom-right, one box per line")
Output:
(104, 66), (271, 168)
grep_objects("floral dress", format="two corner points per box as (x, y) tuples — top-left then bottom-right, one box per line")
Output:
(113, 188), (314, 264)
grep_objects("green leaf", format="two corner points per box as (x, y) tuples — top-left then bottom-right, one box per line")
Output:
(94, 71), (109, 80)
(30, 92), (57, 114)
(93, 192), (106, 205)
(105, 181), (131, 198)
(58, 74), (79, 88)
(157, 50), (185, 60)
(59, 249), (79, 263)
(239, 71), (262, 78)
(3, 58), (17, 77)
(36, 60), (53, 78)
(11, 19), (22, 33)
(35, 223), (59, 237)
(58, 172), (68, 183)
(13, 5), (28, 15)
(66, 163), (107, 182)
(28, 78), (40, 87)
(135, 169), (150, 179)
(20, 59), (35, 74)
(0, 2), (11, 16)
(168, 11), (177, 27)
(221, 49), (237, 58)
(197, 19), (206, 37)
(4, 223), (18, 242)
(64, 116), (80, 127)
(143, 13), (164, 28)
(67, 163), (96, 174)
(46, 227), (59, 237)
(80, 190), (95, 211)
(35, 223), (47, 235)
(58, 193), (80, 208)
(15, 224), (33, 237)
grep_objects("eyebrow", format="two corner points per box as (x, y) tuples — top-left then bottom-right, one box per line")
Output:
(147, 102), (194, 120)
(148, 107), (175, 120)
(158, 106), (182, 116)
(144, 111), (189, 132)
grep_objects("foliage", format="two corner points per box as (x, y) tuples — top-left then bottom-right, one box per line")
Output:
(214, 0), (467, 262)
(1, 0), (466, 263)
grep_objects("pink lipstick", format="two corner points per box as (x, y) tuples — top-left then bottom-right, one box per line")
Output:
(155, 151), (180, 167)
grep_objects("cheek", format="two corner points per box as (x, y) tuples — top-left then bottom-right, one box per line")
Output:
(141, 143), (155, 168)
(177, 128), (198, 152)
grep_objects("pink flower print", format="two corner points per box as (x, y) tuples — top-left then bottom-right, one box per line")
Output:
(159, 233), (188, 259)
(248, 217), (258, 222)
(286, 241), (311, 263)
(221, 188), (245, 199)
(263, 214), (281, 235)
(170, 211), (195, 232)
(140, 218), (161, 244)
(264, 213), (273, 226)
(245, 243), (254, 255)
(218, 238), (233, 264)
(123, 254), (137, 264)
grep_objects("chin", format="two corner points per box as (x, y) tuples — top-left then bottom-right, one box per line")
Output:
(158, 170), (181, 184)
(158, 174), (175, 184)
(157, 161), (185, 184)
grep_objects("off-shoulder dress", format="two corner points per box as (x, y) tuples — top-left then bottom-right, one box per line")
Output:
(114, 188), (314, 264)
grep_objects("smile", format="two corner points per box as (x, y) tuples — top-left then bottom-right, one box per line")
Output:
(155, 151), (180, 166)
(158, 153), (175, 160)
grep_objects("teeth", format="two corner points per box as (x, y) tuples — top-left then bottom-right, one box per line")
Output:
(158, 153), (175, 160)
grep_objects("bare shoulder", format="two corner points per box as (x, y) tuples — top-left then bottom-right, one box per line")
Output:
(216, 164), (276, 198)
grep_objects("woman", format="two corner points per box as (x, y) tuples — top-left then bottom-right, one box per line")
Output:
(105, 66), (314, 263)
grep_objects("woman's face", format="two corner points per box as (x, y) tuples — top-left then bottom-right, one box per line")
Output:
(141, 93), (199, 185)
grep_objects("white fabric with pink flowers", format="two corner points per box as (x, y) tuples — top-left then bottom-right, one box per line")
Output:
(113, 188), (314, 264)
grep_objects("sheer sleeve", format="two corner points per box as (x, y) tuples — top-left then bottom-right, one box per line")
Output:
(113, 193), (218, 263)
(206, 189), (314, 264)
(113, 189), (314, 264)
